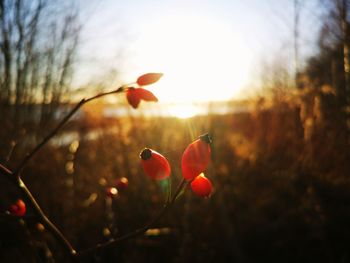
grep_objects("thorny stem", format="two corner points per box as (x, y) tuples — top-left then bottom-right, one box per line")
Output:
(77, 178), (187, 259)
(14, 87), (126, 176)
(0, 163), (78, 261)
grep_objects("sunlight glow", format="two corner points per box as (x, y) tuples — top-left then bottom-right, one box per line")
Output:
(167, 104), (201, 119)
(128, 14), (252, 103)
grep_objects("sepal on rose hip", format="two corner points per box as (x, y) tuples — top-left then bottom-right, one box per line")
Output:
(140, 148), (171, 180)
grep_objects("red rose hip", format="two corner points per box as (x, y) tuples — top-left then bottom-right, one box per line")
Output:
(190, 174), (213, 198)
(181, 133), (212, 181)
(9, 199), (26, 216)
(140, 148), (171, 180)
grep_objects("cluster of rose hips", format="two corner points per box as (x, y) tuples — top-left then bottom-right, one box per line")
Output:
(119, 73), (214, 197)
(125, 73), (162, 109)
(5, 73), (213, 220)
(4, 73), (161, 217)
(140, 133), (213, 198)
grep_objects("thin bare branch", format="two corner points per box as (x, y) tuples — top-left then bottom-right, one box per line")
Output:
(1, 159), (187, 262)
(0, 162), (77, 261)
(17, 176), (78, 261)
(77, 178), (188, 259)
(14, 86), (125, 176)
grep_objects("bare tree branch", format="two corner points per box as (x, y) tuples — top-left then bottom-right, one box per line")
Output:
(77, 179), (188, 259)
(14, 86), (126, 176)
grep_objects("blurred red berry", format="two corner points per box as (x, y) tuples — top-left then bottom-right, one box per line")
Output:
(181, 133), (212, 181)
(9, 199), (26, 216)
(137, 73), (163, 86)
(126, 88), (158, 109)
(116, 177), (129, 191)
(137, 88), (158, 101)
(126, 88), (141, 108)
(140, 148), (171, 180)
(190, 174), (213, 198)
(106, 187), (118, 198)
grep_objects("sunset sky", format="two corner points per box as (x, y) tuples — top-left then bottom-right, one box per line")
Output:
(75, 0), (322, 103)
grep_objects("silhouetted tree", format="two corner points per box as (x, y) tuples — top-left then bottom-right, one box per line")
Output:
(0, 0), (80, 161)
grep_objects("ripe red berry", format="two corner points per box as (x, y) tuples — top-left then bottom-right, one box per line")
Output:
(126, 88), (158, 109)
(137, 73), (163, 86)
(140, 148), (171, 180)
(8, 199), (26, 216)
(106, 187), (118, 198)
(190, 174), (213, 198)
(116, 177), (129, 191)
(181, 133), (212, 181)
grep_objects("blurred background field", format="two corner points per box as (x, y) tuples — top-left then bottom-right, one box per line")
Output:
(1, 0), (350, 262)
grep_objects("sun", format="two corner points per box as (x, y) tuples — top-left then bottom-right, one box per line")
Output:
(127, 14), (252, 104)
(167, 104), (201, 119)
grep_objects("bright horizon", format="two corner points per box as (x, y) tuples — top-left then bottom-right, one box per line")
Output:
(75, 0), (322, 105)
(125, 14), (252, 103)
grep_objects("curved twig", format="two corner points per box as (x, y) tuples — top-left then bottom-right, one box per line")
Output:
(1, 161), (188, 262)
(18, 177), (79, 261)
(14, 87), (126, 176)
(77, 178), (187, 259)
(0, 163), (77, 261)
(1, 79), (186, 262)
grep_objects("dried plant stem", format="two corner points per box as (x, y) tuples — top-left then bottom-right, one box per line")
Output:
(0, 163), (78, 261)
(77, 178), (187, 259)
(18, 177), (79, 261)
(0, 163), (14, 179)
(1, 161), (188, 262)
(14, 87), (125, 176)
(0, 82), (187, 262)
(2, 87), (127, 261)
